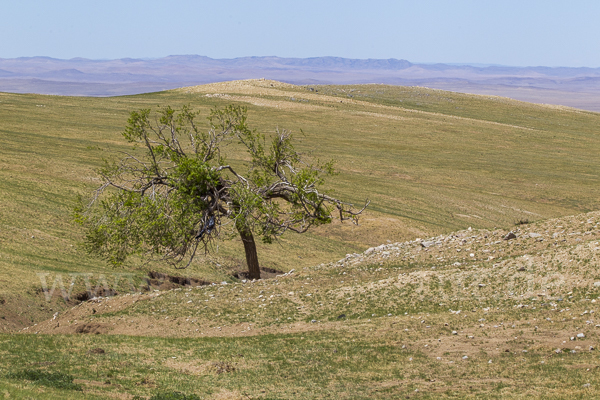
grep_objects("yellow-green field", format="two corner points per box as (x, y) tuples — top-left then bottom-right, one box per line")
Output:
(1, 80), (600, 398)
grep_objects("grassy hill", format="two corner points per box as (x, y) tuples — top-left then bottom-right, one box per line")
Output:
(6, 210), (600, 398)
(1, 80), (600, 398)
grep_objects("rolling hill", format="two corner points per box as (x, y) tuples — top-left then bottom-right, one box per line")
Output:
(1, 80), (600, 398)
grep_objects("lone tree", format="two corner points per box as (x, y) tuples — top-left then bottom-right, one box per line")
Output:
(76, 105), (368, 279)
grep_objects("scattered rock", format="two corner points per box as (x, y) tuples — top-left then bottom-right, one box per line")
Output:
(577, 333), (585, 339)
(504, 232), (517, 240)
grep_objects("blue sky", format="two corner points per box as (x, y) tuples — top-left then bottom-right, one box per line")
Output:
(2, 0), (599, 67)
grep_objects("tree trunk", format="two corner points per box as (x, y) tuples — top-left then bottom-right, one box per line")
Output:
(238, 227), (261, 280)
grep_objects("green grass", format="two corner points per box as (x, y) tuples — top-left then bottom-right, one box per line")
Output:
(0, 329), (594, 399)
(2, 318), (599, 398)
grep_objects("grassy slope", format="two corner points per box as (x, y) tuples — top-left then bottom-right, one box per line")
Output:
(1, 81), (600, 327)
(1, 80), (600, 397)
(6, 211), (600, 399)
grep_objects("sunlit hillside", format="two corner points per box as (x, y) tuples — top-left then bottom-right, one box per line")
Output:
(2, 80), (600, 398)
(1, 79), (599, 330)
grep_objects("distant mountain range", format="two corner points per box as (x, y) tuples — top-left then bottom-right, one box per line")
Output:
(1, 55), (600, 111)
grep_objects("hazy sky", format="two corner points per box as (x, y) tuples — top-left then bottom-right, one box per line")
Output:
(2, 0), (599, 67)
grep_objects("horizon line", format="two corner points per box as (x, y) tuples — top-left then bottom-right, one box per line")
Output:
(1, 55), (598, 70)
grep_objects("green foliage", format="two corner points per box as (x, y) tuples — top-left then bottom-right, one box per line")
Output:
(77, 189), (200, 266)
(172, 158), (219, 201)
(76, 104), (361, 271)
(5, 369), (83, 391)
